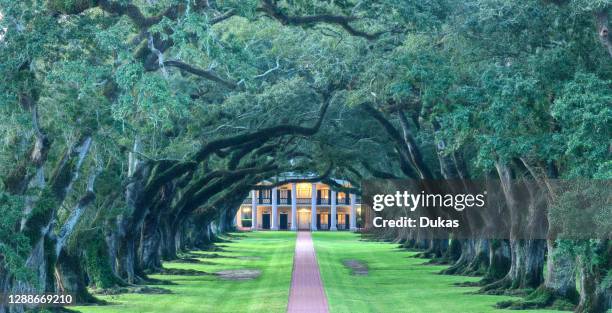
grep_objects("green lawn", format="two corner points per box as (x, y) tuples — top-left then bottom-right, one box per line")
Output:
(73, 231), (296, 313)
(73, 232), (570, 313)
(312, 232), (568, 313)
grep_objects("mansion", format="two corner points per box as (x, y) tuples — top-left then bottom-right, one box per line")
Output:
(235, 180), (361, 231)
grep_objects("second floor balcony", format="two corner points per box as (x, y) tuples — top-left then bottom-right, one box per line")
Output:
(243, 194), (361, 205)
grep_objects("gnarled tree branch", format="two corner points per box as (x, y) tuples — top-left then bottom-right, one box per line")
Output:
(164, 60), (240, 89)
(259, 0), (385, 40)
(97, 0), (186, 30)
(193, 94), (332, 162)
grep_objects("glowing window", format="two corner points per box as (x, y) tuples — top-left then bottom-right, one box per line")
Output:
(296, 183), (311, 198)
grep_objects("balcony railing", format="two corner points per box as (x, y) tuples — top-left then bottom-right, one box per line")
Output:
(278, 198), (291, 205)
(260, 198), (271, 204)
(336, 197), (350, 205)
(295, 198), (311, 204)
(242, 193), (362, 205)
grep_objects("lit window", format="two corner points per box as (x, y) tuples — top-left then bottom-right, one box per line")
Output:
(296, 183), (311, 198)
(241, 207), (251, 219)
(320, 189), (329, 199)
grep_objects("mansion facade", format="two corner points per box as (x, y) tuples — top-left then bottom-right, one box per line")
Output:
(235, 181), (361, 231)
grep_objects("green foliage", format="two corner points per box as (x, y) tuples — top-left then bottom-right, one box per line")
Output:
(46, 0), (97, 14)
(0, 191), (32, 282)
(551, 73), (612, 177)
(216, 0), (260, 18)
(23, 188), (58, 246)
(568, 0), (611, 11)
(81, 231), (118, 289)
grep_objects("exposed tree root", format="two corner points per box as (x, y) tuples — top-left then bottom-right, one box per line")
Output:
(479, 276), (512, 294)
(440, 253), (472, 275)
(440, 258), (485, 277)
(454, 281), (484, 287)
(138, 276), (175, 285)
(478, 277), (532, 296)
(495, 286), (576, 311)
(424, 257), (451, 265)
(454, 276), (498, 287)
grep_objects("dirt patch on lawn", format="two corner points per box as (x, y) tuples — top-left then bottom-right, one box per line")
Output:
(93, 286), (172, 295)
(343, 259), (368, 276)
(157, 268), (209, 276)
(215, 269), (261, 281)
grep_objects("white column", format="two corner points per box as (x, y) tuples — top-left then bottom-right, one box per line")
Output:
(311, 183), (317, 231)
(330, 190), (337, 231)
(271, 187), (278, 230)
(251, 190), (258, 230)
(291, 183), (297, 231)
(350, 193), (357, 231)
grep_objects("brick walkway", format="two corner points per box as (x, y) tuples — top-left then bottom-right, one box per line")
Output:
(287, 231), (329, 313)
